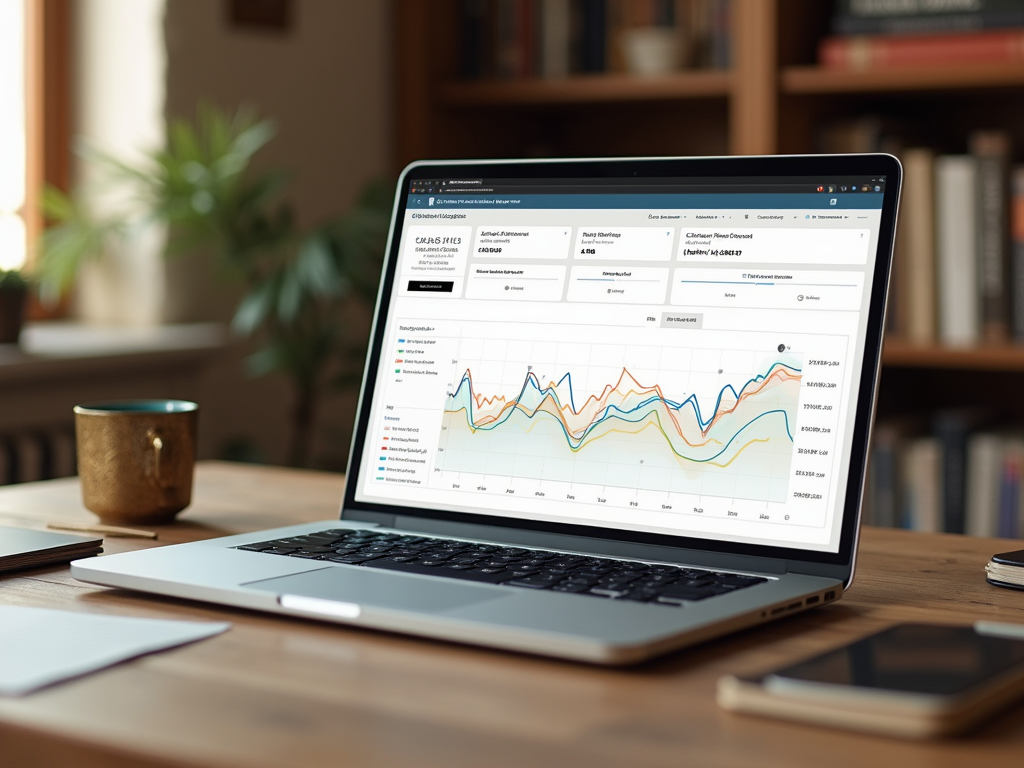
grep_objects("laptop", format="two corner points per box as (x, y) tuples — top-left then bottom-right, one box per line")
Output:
(72, 154), (901, 664)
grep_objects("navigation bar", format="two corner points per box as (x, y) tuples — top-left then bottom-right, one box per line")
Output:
(407, 193), (884, 210)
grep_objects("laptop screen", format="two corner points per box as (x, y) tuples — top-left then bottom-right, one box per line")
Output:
(349, 158), (897, 562)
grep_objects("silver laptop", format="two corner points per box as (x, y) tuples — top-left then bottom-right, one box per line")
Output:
(73, 154), (901, 664)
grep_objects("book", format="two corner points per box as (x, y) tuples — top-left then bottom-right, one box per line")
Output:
(986, 549), (1024, 591)
(460, 0), (489, 79)
(580, 0), (608, 72)
(1011, 166), (1024, 341)
(820, 29), (1024, 69)
(0, 526), (102, 574)
(965, 432), (1004, 538)
(935, 155), (980, 347)
(933, 410), (982, 535)
(869, 422), (905, 528)
(903, 436), (942, 532)
(710, 0), (731, 69)
(999, 438), (1024, 538)
(832, 0), (1024, 36)
(540, 0), (571, 78)
(901, 148), (937, 344)
(970, 130), (1012, 343)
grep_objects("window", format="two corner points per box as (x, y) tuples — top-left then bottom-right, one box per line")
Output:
(0, 0), (27, 271)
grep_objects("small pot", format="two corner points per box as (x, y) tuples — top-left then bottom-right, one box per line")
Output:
(0, 286), (27, 344)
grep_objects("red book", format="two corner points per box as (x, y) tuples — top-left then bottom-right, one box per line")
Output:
(820, 29), (1024, 69)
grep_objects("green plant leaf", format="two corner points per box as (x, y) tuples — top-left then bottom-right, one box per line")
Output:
(276, 267), (303, 323)
(295, 234), (341, 294)
(231, 280), (275, 336)
(245, 344), (287, 378)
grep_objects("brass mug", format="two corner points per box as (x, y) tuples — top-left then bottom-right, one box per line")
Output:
(74, 400), (198, 525)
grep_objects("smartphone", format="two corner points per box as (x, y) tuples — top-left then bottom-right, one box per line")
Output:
(717, 622), (1024, 738)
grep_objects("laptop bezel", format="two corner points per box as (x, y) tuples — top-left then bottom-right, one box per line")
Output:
(341, 154), (901, 573)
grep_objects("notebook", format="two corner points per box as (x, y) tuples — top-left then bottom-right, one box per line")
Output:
(1, 526), (102, 573)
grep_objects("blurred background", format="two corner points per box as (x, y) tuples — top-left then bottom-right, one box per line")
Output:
(3, 0), (1024, 539)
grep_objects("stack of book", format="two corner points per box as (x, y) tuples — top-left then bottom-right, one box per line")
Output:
(458, 0), (731, 81)
(864, 414), (1024, 538)
(896, 135), (1024, 346)
(822, 121), (1024, 346)
(821, 0), (1024, 70)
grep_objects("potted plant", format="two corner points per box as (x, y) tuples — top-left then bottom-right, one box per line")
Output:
(0, 269), (29, 344)
(37, 105), (392, 466)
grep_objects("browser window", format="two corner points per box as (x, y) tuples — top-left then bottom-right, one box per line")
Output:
(355, 176), (887, 554)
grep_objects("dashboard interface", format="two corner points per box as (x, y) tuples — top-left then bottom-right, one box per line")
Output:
(354, 172), (890, 554)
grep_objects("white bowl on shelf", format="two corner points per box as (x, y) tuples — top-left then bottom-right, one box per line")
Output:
(621, 27), (685, 76)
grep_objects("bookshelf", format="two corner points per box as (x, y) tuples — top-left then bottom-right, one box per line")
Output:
(439, 70), (733, 106)
(394, 0), (1024, 362)
(781, 63), (1024, 95)
(393, 0), (1024, 536)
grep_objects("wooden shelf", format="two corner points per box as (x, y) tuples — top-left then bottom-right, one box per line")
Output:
(882, 339), (1024, 371)
(439, 71), (733, 107)
(782, 63), (1024, 95)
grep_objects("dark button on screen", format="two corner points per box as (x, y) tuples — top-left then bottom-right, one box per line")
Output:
(407, 280), (454, 293)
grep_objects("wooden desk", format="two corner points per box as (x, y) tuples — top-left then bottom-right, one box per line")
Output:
(1, 461), (1023, 768)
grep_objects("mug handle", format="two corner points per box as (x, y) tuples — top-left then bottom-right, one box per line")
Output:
(147, 430), (167, 488)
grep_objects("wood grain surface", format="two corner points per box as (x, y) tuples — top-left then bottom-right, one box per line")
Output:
(1, 461), (1023, 768)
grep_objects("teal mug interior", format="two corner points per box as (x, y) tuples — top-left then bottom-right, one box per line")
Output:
(74, 400), (199, 415)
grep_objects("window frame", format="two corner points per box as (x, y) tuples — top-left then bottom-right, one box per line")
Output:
(25, 0), (71, 316)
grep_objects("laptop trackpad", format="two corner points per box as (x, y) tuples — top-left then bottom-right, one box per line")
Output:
(244, 566), (506, 613)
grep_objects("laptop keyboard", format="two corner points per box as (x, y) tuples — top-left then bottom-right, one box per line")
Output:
(234, 529), (768, 607)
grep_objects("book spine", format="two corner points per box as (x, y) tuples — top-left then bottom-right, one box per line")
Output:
(901, 148), (937, 344)
(936, 155), (980, 346)
(540, 0), (572, 78)
(862, 452), (878, 527)
(904, 437), (942, 532)
(819, 30), (1024, 69)
(710, 0), (731, 70)
(970, 131), (1012, 343)
(1000, 442), (1022, 538)
(872, 430), (899, 528)
(836, 0), (1024, 19)
(933, 411), (970, 534)
(518, 0), (536, 79)
(833, 10), (1024, 36)
(966, 433), (1001, 537)
(1011, 166), (1024, 340)
(459, 0), (488, 79)
(580, 0), (607, 72)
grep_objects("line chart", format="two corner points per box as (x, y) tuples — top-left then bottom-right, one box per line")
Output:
(437, 358), (803, 503)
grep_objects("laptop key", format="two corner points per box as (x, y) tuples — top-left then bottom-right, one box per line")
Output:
(364, 558), (514, 583)
(505, 578), (556, 589)
(715, 575), (768, 587)
(656, 588), (719, 603)
(589, 588), (628, 598)
(326, 553), (385, 564)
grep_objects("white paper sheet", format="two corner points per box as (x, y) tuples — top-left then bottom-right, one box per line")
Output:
(0, 605), (230, 696)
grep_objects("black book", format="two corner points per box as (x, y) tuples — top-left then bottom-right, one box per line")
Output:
(986, 549), (1024, 591)
(932, 410), (987, 535)
(833, 0), (1024, 35)
(580, 0), (606, 73)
